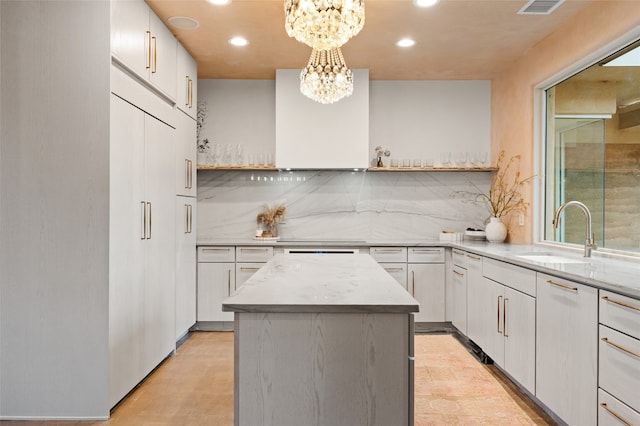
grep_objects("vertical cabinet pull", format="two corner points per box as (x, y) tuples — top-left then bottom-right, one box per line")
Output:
(185, 76), (190, 107)
(189, 204), (193, 234)
(151, 37), (157, 73)
(503, 298), (509, 337)
(141, 201), (147, 240)
(497, 295), (502, 334)
(227, 270), (232, 296)
(185, 159), (190, 189)
(145, 31), (152, 69)
(411, 271), (415, 297)
(184, 204), (190, 234)
(188, 78), (193, 108)
(146, 202), (152, 239)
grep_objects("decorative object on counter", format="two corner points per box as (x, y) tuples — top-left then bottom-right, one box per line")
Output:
(374, 146), (391, 167)
(464, 228), (486, 241)
(451, 150), (534, 243)
(196, 101), (209, 165)
(439, 230), (463, 242)
(256, 203), (286, 238)
(300, 48), (353, 104)
(284, 0), (365, 50)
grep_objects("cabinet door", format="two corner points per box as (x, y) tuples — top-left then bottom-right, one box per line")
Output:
(503, 286), (535, 394)
(380, 263), (408, 289)
(175, 197), (196, 339)
(236, 263), (265, 289)
(111, 0), (149, 79)
(109, 94), (147, 407)
(451, 265), (467, 335)
(536, 274), (598, 426)
(176, 43), (198, 119)
(465, 253), (484, 346)
(143, 113), (176, 370)
(197, 262), (235, 322)
(175, 110), (196, 197)
(408, 264), (445, 322)
(148, 11), (177, 99)
(483, 278), (504, 366)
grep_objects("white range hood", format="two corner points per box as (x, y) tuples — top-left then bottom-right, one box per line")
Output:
(275, 69), (370, 169)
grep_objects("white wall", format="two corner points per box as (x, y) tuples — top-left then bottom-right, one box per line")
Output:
(0, 1), (110, 419)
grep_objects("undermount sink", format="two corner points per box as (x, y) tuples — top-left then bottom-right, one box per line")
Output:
(516, 253), (587, 264)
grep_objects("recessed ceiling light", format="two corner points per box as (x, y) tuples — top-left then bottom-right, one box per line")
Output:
(167, 16), (200, 30)
(396, 38), (416, 47)
(413, 0), (439, 7)
(208, 0), (231, 5)
(229, 37), (249, 47)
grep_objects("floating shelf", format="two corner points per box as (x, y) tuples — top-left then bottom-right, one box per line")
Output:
(197, 165), (277, 171)
(196, 165), (498, 172)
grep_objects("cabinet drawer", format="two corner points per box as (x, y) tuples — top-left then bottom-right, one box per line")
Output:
(197, 246), (235, 262)
(236, 246), (274, 263)
(380, 263), (408, 289)
(452, 249), (466, 267)
(600, 290), (640, 340)
(599, 325), (640, 413)
(408, 247), (444, 263)
(369, 247), (407, 263)
(598, 388), (640, 426)
(483, 257), (536, 297)
(236, 263), (265, 289)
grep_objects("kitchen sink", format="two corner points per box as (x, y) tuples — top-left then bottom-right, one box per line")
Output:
(516, 254), (587, 264)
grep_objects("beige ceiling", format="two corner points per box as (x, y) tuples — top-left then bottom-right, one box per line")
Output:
(145, 0), (594, 80)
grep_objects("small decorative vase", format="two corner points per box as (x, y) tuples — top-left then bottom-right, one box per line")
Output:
(377, 156), (384, 167)
(485, 216), (507, 243)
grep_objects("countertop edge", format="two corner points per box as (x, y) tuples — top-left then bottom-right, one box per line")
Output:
(222, 303), (420, 314)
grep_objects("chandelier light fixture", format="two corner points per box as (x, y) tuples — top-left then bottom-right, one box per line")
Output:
(300, 47), (353, 104)
(284, 0), (365, 50)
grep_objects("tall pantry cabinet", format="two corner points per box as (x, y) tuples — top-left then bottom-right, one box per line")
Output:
(0, 0), (197, 419)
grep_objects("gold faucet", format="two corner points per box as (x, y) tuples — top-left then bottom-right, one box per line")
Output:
(552, 201), (597, 258)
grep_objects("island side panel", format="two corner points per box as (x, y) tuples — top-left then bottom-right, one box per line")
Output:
(235, 312), (411, 426)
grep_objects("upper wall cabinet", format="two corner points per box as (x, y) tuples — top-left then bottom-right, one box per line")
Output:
(275, 69), (369, 169)
(176, 44), (198, 120)
(111, 0), (177, 101)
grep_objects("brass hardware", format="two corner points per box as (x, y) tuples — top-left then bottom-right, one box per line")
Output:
(466, 254), (481, 261)
(188, 78), (193, 108)
(151, 36), (157, 74)
(141, 201), (146, 240)
(146, 202), (152, 239)
(376, 248), (403, 253)
(145, 31), (151, 69)
(601, 337), (640, 358)
(453, 270), (464, 277)
(452, 249), (464, 255)
(189, 160), (193, 189)
(202, 247), (231, 252)
(240, 267), (261, 272)
(602, 296), (640, 312)
(411, 271), (415, 297)
(497, 295), (502, 334)
(185, 159), (190, 189)
(227, 269), (231, 295)
(185, 76), (190, 106)
(600, 403), (632, 426)
(546, 279), (578, 291)
(384, 267), (404, 272)
(412, 248), (441, 253)
(188, 204), (193, 234)
(503, 298), (509, 337)
(240, 248), (270, 252)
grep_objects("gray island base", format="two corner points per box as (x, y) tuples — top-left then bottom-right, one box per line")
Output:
(223, 254), (419, 426)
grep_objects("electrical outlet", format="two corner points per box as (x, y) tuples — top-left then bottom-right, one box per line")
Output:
(518, 212), (525, 226)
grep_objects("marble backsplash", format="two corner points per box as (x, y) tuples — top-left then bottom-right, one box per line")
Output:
(197, 170), (492, 242)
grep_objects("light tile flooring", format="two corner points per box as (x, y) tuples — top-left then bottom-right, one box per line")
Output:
(2, 332), (555, 425)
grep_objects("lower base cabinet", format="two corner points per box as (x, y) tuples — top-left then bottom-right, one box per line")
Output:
(536, 273), (598, 426)
(197, 262), (235, 322)
(408, 263), (445, 322)
(451, 264), (467, 335)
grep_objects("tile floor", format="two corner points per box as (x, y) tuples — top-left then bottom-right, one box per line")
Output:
(1, 332), (555, 425)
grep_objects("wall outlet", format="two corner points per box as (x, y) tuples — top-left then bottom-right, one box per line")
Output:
(518, 212), (525, 226)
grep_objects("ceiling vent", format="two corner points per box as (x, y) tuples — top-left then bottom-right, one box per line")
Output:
(518, 0), (565, 15)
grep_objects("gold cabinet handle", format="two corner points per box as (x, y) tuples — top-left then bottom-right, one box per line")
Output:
(452, 249), (464, 255)
(240, 248), (270, 252)
(384, 267), (404, 272)
(151, 36), (157, 74)
(188, 78), (193, 108)
(185, 76), (190, 107)
(185, 159), (190, 189)
(189, 204), (193, 234)
(453, 270), (464, 277)
(600, 403), (632, 426)
(375, 248), (403, 253)
(601, 337), (640, 358)
(601, 296), (640, 312)
(466, 254), (481, 261)
(141, 201), (146, 240)
(189, 160), (193, 189)
(411, 270), (415, 297)
(240, 267), (261, 272)
(546, 279), (577, 291)
(503, 298), (509, 337)
(497, 295), (502, 334)
(146, 202), (152, 239)
(184, 204), (189, 234)
(145, 31), (151, 69)
(203, 247), (231, 252)
(412, 248), (441, 253)
(227, 269), (231, 296)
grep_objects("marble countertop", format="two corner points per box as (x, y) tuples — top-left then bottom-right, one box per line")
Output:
(201, 239), (640, 300)
(222, 254), (420, 313)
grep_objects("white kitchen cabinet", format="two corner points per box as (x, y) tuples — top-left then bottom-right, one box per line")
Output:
(197, 262), (235, 322)
(536, 273), (598, 426)
(381, 263), (408, 289)
(111, 0), (177, 100)
(236, 263), (265, 288)
(451, 262), (467, 335)
(598, 388), (640, 426)
(109, 94), (176, 407)
(463, 252), (485, 347)
(175, 110), (197, 197)
(408, 264), (445, 322)
(235, 246), (273, 289)
(176, 43), (198, 120)
(370, 247), (408, 289)
(175, 197), (196, 340)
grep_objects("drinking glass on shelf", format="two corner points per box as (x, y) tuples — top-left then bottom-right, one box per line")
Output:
(424, 158), (434, 168)
(258, 153), (265, 166)
(266, 152), (274, 166)
(210, 143), (221, 165)
(403, 159), (411, 167)
(235, 144), (244, 166)
(223, 144), (233, 165)
(439, 152), (451, 167)
(390, 159), (399, 168)
(247, 153), (255, 166)
(480, 152), (489, 166)
(413, 159), (422, 168)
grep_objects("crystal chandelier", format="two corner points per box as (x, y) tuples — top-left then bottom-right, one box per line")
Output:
(300, 48), (353, 104)
(284, 0), (365, 50)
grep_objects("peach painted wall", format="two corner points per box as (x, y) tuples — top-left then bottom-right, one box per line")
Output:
(491, 1), (640, 244)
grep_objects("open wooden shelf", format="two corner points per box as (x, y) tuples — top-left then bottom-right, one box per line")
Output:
(196, 165), (498, 172)
(197, 165), (277, 171)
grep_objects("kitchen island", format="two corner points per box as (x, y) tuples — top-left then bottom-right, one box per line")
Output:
(223, 254), (419, 426)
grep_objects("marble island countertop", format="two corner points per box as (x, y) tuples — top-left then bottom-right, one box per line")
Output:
(222, 254), (420, 313)
(201, 238), (640, 300)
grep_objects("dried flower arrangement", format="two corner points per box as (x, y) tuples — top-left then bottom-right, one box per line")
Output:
(453, 151), (534, 219)
(374, 146), (391, 167)
(256, 203), (286, 237)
